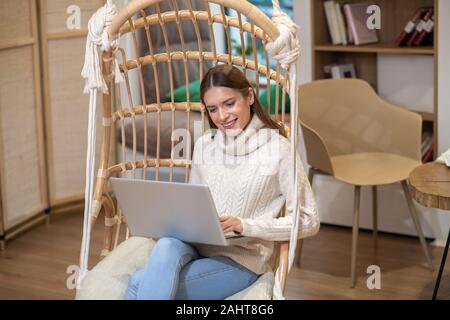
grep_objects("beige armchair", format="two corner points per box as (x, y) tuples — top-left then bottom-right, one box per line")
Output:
(298, 78), (433, 287)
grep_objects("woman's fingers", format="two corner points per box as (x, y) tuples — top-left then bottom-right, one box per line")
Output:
(220, 216), (242, 233)
(221, 219), (234, 230)
(220, 216), (237, 230)
(223, 227), (234, 233)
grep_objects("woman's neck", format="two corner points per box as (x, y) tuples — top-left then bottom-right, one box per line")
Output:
(232, 112), (253, 140)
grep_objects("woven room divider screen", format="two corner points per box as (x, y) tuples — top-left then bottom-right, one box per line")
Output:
(39, 0), (116, 208)
(0, 0), (48, 249)
(0, 0), (116, 249)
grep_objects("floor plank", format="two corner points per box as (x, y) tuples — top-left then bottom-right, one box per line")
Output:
(0, 209), (448, 300)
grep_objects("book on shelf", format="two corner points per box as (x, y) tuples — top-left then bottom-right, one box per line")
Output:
(343, 3), (379, 45)
(407, 7), (434, 46)
(323, 1), (377, 46)
(323, 1), (342, 45)
(422, 144), (434, 163)
(421, 131), (433, 155)
(335, 2), (348, 45)
(395, 7), (428, 46)
(421, 131), (434, 162)
(395, 6), (434, 47)
(324, 64), (357, 79)
(413, 13), (435, 46)
(346, 9), (354, 45)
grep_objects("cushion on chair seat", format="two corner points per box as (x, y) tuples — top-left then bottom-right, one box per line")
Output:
(75, 237), (155, 300)
(75, 237), (274, 300)
(331, 152), (422, 186)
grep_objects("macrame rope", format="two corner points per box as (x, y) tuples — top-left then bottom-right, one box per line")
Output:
(78, 90), (98, 289)
(78, 0), (123, 290)
(81, 0), (123, 94)
(265, 0), (301, 300)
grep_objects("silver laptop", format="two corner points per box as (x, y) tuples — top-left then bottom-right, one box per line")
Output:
(109, 177), (251, 246)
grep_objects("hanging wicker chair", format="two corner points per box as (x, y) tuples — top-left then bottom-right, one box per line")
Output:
(76, 0), (296, 300)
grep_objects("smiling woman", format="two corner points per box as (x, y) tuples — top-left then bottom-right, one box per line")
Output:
(122, 63), (319, 300)
(200, 64), (288, 138)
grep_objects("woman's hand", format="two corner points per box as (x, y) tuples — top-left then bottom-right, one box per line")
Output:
(220, 216), (243, 234)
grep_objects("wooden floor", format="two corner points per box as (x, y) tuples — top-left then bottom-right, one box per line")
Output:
(0, 208), (448, 300)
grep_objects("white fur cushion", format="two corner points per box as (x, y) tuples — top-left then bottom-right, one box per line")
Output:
(75, 237), (155, 300)
(76, 237), (274, 300)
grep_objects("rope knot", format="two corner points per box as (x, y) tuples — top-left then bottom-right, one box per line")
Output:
(264, 3), (301, 70)
(81, 0), (122, 94)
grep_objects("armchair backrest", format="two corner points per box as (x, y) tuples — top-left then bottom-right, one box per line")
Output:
(102, 0), (291, 183)
(298, 79), (422, 168)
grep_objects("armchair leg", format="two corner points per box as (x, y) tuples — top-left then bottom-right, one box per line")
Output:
(401, 181), (434, 271)
(372, 186), (378, 250)
(351, 186), (361, 288)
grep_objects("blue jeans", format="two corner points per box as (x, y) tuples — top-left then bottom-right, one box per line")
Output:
(124, 237), (258, 300)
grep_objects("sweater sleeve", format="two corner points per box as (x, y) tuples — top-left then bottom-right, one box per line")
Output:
(239, 141), (320, 241)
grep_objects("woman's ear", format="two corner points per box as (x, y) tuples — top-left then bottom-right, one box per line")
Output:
(248, 87), (255, 106)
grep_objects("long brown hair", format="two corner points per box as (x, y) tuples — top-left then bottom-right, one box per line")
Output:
(200, 64), (287, 138)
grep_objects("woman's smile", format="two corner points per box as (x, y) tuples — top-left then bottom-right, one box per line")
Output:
(221, 118), (238, 130)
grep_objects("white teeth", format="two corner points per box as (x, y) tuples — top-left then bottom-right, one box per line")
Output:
(223, 119), (236, 128)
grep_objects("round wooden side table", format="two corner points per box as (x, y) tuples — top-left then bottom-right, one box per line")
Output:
(409, 162), (450, 300)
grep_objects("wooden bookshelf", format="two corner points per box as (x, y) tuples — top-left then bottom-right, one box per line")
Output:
(314, 44), (435, 55)
(311, 0), (438, 161)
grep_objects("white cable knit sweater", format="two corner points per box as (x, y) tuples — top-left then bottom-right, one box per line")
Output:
(189, 114), (320, 276)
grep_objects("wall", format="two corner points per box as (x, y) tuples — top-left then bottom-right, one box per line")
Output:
(438, 0), (450, 156)
(294, 0), (450, 246)
(435, 0), (450, 245)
